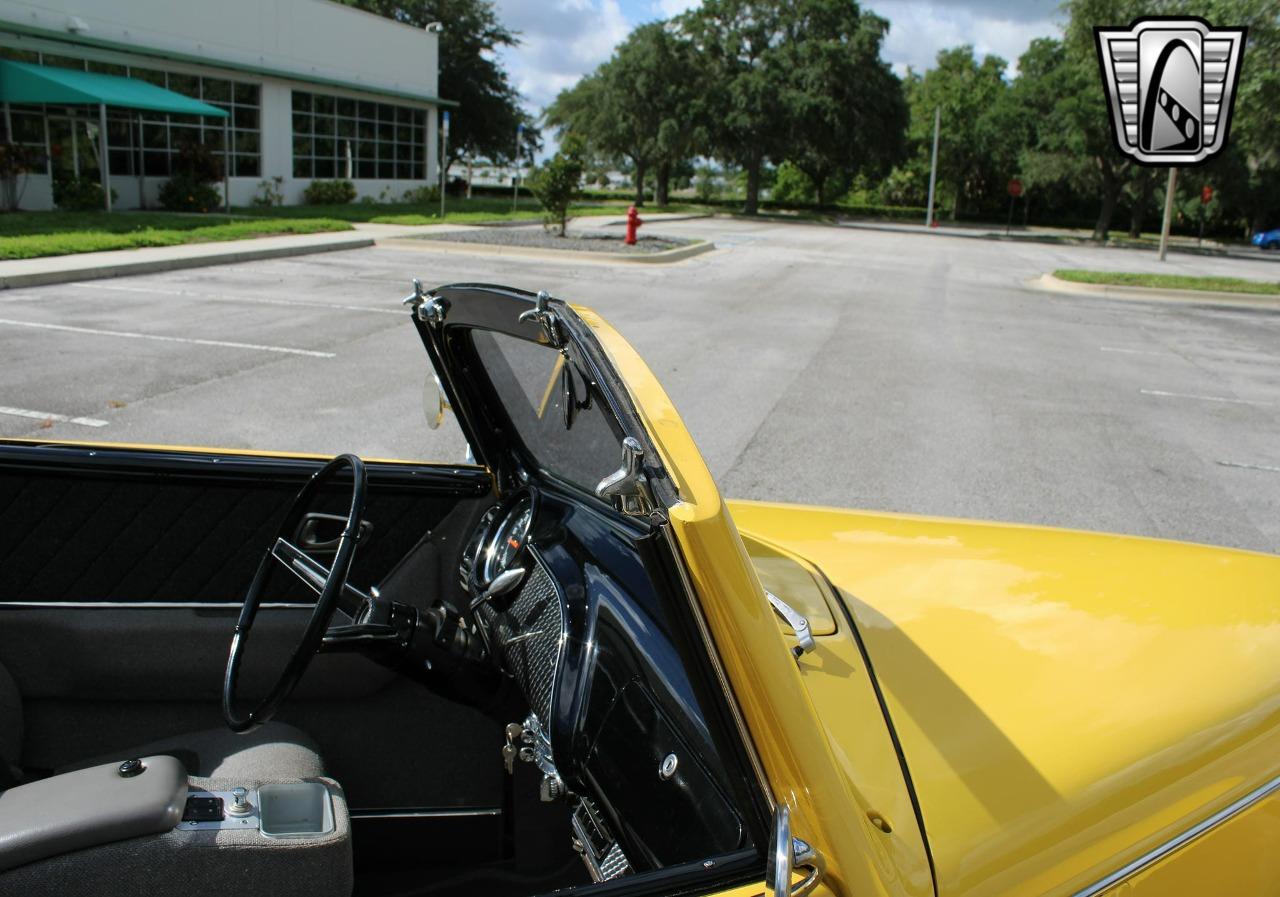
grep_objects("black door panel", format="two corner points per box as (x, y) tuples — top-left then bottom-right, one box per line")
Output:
(0, 442), (504, 811)
(0, 444), (491, 604)
(0, 606), (392, 702)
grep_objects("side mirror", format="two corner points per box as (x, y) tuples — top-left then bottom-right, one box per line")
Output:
(423, 374), (452, 430)
(766, 805), (825, 897)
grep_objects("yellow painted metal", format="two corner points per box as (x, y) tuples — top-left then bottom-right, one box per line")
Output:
(727, 500), (1280, 897)
(740, 532), (837, 635)
(1108, 792), (1280, 895)
(577, 307), (933, 897)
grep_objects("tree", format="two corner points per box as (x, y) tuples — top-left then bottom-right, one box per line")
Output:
(528, 137), (585, 236)
(341, 0), (536, 174)
(678, 0), (788, 214)
(545, 22), (702, 206)
(904, 47), (1016, 218)
(772, 1), (906, 206)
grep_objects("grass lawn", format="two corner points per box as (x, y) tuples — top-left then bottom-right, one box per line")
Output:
(0, 211), (352, 260)
(234, 196), (712, 226)
(1054, 269), (1280, 296)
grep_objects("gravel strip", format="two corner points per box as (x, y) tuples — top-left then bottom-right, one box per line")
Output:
(412, 228), (693, 254)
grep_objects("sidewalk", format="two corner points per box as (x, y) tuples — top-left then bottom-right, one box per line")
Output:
(837, 218), (1278, 263)
(0, 222), (467, 290)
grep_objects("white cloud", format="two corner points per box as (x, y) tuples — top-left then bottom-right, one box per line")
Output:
(650, 0), (699, 16)
(493, 0), (633, 112)
(867, 0), (1061, 77)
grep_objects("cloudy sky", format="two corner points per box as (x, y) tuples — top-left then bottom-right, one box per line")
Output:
(490, 0), (1065, 118)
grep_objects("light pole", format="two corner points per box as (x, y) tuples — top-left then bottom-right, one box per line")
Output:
(512, 122), (523, 213)
(439, 110), (449, 219)
(1158, 167), (1177, 262)
(925, 106), (940, 228)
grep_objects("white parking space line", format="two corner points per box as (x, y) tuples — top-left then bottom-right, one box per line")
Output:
(1217, 460), (1280, 474)
(0, 317), (335, 358)
(0, 405), (108, 427)
(69, 282), (403, 316)
(1100, 346), (1166, 356)
(1139, 388), (1271, 406)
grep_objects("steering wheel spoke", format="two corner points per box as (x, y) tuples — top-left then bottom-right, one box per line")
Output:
(223, 454), (368, 733)
(271, 536), (371, 616)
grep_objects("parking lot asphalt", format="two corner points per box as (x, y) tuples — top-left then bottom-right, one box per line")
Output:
(2, 218), (1278, 553)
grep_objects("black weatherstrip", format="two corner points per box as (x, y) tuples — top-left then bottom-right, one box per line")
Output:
(823, 571), (940, 897)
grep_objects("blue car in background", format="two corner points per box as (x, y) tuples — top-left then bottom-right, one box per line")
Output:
(1252, 228), (1280, 249)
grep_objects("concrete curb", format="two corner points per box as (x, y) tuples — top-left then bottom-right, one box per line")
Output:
(375, 236), (716, 265)
(1029, 272), (1280, 311)
(839, 219), (1280, 263)
(0, 233), (375, 290)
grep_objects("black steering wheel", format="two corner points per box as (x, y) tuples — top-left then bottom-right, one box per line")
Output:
(223, 454), (367, 733)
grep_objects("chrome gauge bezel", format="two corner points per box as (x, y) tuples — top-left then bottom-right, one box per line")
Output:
(478, 489), (536, 589)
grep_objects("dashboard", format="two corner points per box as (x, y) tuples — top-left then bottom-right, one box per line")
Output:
(457, 486), (753, 881)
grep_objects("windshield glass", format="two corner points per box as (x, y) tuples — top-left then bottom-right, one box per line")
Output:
(469, 328), (622, 495)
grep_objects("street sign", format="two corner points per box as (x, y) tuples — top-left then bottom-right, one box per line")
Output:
(1201, 185), (1213, 204)
(442, 110), (450, 136)
(1008, 178), (1023, 197)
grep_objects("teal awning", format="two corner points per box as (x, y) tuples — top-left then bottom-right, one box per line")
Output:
(0, 60), (228, 117)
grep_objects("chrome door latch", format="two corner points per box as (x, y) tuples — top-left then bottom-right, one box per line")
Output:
(596, 437), (655, 517)
(518, 290), (564, 348)
(767, 805), (825, 897)
(766, 590), (816, 659)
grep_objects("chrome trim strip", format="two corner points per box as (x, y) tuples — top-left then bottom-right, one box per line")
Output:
(659, 521), (775, 811)
(1072, 774), (1280, 897)
(0, 601), (314, 610)
(349, 807), (502, 819)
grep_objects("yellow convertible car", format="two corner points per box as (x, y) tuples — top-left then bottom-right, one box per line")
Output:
(0, 283), (1275, 897)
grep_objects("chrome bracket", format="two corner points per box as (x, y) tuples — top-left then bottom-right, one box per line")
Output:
(766, 590), (816, 659)
(518, 290), (564, 348)
(595, 437), (654, 517)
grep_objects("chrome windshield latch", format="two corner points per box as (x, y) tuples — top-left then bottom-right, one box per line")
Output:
(595, 437), (654, 517)
(403, 278), (448, 325)
(766, 590), (815, 659)
(518, 290), (564, 348)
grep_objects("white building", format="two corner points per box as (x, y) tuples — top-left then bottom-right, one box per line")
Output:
(0, 0), (448, 209)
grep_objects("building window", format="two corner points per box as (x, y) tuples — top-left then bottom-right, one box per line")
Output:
(292, 90), (426, 180)
(0, 48), (262, 178)
(134, 71), (261, 178)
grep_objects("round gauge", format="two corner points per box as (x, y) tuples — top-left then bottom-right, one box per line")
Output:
(482, 494), (534, 583)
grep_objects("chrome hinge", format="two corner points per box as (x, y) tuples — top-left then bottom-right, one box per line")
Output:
(766, 590), (815, 659)
(767, 806), (825, 897)
(595, 437), (655, 517)
(518, 290), (564, 348)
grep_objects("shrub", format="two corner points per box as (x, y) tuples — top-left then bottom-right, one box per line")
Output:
(528, 136), (584, 237)
(250, 175), (285, 208)
(159, 174), (222, 213)
(401, 184), (440, 204)
(303, 179), (357, 205)
(160, 141), (224, 212)
(52, 173), (116, 211)
(771, 161), (816, 205)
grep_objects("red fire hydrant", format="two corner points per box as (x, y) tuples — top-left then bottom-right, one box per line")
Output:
(625, 205), (643, 245)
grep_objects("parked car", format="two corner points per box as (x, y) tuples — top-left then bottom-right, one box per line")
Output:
(0, 283), (1276, 897)
(1252, 227), (1280, 249)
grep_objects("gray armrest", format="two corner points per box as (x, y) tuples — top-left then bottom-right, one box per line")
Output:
(0, 756), (187, 872)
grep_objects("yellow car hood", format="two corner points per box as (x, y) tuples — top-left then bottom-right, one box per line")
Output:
(728, 500), (1280, 897)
